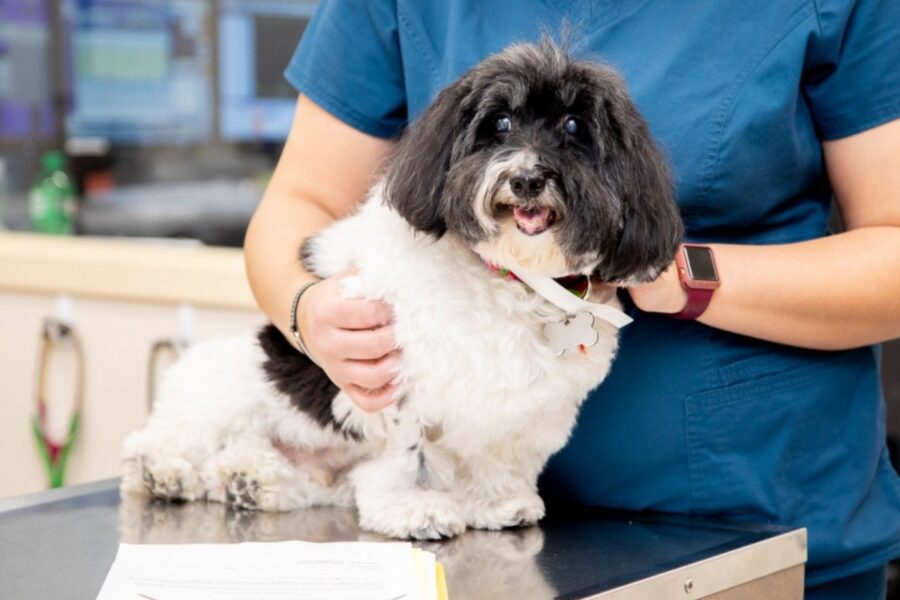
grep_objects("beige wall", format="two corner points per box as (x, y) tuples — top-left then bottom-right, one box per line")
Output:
(0, 233), (265, 497)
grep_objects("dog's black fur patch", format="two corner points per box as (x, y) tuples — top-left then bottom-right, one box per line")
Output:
(257, 324), (358, 439)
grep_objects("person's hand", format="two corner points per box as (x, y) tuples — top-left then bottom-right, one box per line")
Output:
(625, 261), (688, 314)
(295, 273), (400, 412)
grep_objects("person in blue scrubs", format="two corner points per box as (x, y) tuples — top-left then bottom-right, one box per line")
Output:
(244, 1), (900, 597)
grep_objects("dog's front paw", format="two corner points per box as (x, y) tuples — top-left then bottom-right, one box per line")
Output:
(466, 493), (545, 530)
(358, 489), (466, 540)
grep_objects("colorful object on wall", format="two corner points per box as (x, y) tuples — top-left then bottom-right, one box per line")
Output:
(32, 317), (85, 488)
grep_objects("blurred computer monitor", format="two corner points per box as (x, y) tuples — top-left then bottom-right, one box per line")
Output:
(218, 0), (315, 143)
(0, 0), (55, 144)
(60, 0), (214, 145)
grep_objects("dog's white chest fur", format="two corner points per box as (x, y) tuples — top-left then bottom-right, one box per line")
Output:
(308, 194), (619, 456)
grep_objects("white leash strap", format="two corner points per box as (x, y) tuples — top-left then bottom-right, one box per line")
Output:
(513, 270), (633, 329)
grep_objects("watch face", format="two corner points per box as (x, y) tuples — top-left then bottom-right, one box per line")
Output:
(684, 246), (719, 282)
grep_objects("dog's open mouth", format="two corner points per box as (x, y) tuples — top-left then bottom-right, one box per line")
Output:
(512, 205), (556, 235)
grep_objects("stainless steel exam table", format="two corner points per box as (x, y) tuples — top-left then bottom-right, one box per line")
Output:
(0, 479), (806, 599)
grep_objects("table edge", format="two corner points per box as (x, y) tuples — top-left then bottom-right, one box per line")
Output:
(581, 528), (808, 600)
(0, 478), (119, 513)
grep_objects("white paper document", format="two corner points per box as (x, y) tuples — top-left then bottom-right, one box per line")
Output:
(96, 541), (440, 600)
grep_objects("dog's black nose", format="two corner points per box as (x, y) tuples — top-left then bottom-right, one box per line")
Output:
(510, 173), (546, 199)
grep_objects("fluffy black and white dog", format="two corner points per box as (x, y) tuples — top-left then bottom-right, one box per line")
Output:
(122, 41), (682, 540)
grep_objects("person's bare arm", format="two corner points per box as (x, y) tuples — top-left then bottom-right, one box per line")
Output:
(628, 118), (900, 350)
(244, 96), (400, 409)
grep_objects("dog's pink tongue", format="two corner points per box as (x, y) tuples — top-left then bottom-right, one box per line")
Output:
(513, 206), (552, 235)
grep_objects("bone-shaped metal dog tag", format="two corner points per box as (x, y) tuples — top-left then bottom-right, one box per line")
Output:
(543, 311), (600, 356)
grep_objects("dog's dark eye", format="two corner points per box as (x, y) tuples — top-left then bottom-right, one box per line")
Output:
(495, 115), (512, 133)
(563, 117), (579, 135)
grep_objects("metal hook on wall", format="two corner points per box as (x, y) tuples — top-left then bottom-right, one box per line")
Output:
(146, 304), (195, 412)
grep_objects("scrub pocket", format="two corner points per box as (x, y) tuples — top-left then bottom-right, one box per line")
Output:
(684, 346), (880, 524)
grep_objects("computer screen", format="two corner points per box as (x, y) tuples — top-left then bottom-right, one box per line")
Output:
(218, 0), (315, 142)
(0, 0), (55, 143)
(60, 0), (214, 145)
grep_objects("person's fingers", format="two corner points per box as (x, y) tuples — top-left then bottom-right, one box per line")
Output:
(319, 297), (393, 330)
(341, 351), (400, 390)
(295, 272), (402, 414)
(325, 326), (396, 360)
(346, 384), (398, 413)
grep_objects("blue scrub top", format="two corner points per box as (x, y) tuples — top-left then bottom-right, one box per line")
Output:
(285, 0), (900, 585)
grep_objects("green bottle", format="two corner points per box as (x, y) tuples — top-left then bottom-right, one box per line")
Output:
(29, 151), (77, 235)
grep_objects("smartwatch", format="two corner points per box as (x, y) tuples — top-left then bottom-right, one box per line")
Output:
(671, 244), (720, 320)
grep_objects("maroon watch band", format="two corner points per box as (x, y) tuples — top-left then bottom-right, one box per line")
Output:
(670, 244), (720, 320)
(670, 288), (714, 320)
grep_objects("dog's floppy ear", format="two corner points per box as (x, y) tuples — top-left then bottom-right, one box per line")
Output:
(593, 72), (684, 282)
(383, 80), (472, 236)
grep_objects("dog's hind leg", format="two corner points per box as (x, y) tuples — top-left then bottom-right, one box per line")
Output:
(122, 333), (278, 503)
(121, 423), (207, 502)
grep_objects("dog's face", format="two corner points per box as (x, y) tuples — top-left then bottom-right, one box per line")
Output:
(384, 41), (683, 281)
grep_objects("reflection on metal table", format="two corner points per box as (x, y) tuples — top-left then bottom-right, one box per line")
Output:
(0, 479), (806, 599)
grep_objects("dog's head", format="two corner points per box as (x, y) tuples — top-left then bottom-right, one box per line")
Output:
(383, 41), (683, 282)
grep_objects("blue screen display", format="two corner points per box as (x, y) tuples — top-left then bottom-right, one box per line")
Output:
(0, 0), (54, 143)
(61, 0), (213, 145)
(218, 0), (315, 142)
